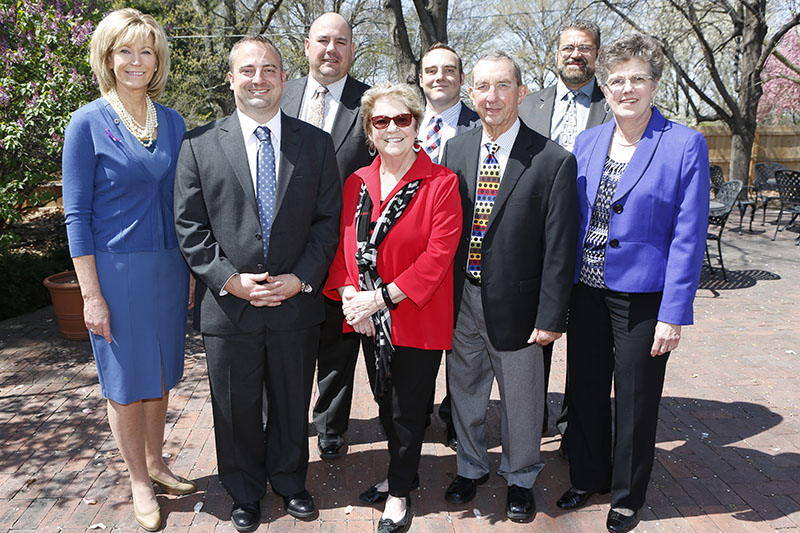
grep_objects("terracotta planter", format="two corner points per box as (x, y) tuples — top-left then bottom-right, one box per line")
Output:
(43, 271), (89, 341)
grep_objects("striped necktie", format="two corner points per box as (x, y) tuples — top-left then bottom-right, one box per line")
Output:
(468, 143), (501, 281)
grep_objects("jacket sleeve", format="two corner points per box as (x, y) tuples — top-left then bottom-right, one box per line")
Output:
(658, 132), (710, 325)
(62, 111), (97, 257)
(535, 152), (579, 332)
(392, 173), (463, 309)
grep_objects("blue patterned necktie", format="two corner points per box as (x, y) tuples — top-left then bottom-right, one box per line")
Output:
(424, 115), (443, 164)
(253, 126), (276, 261)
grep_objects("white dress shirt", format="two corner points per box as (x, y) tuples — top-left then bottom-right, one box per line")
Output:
(550, 78), (595, 148)
(236, 109), (282, 190)
(299, 75), (347, 133)
(477, 118), (521, 182)
(422, 100), (464, 157)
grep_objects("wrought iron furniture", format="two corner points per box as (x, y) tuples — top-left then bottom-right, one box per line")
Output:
(706, 179), (743, 280)
(772, 170), (800, 244)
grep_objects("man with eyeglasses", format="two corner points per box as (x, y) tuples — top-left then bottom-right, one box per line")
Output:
(518, 20), (611, 459)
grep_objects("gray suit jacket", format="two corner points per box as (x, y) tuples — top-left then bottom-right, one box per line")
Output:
(174, 112), (342, 334)
(518, 80), (610, 139)
(281, 75), (373, 182)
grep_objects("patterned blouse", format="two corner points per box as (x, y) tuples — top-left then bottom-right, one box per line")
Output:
(579, 157), (628, 288)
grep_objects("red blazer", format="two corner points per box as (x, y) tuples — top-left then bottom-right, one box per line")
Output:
(324, 151), (462, 350)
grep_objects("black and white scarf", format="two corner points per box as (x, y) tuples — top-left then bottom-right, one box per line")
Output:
(354, 178), (422, 399)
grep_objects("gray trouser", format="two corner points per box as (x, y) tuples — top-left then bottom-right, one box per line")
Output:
(448, 282), (545, 488)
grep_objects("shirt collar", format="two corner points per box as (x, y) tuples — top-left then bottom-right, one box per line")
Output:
(307, 74), (347, 103)
(423, 100), (462, 128)
(480, 118), (520, 154)
(555, 77), (596, 102)
(237, 108), (282, 146)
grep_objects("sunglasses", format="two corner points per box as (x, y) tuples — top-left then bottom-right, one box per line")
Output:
(370, 114), (414, 129)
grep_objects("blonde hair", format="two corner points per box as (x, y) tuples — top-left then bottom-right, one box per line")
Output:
(89, 8), (170, 100)
(361, 82), (424, 145)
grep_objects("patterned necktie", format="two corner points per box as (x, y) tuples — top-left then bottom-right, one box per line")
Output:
(468, 143), (501, 281)
(424, 115), (443, 164)
(253, 126), (276, 261)
(307, 85), (328, 129)
(559, 90), (579, 151)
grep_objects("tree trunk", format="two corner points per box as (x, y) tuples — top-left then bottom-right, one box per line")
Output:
(383, 0), (448, 84)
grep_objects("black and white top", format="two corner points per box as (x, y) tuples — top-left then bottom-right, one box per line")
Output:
(579, 157), (628, 288)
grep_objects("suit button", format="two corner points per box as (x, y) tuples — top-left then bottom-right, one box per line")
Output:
(257, 263), (265, 270)
(609, 239), (620, 248)
(255, 233), (262, 240)
(460, 265), (466, 272)
(613, 204), (623, 214)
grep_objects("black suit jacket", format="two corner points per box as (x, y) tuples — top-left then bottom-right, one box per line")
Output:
(518, 80), (610, 139)
(455, 102), (480, 134)
(174, 112), (342, 335)
(281, 75), (373, 182)
(443, 121), (578, 351)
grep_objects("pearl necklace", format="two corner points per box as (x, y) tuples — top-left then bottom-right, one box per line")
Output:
(106, 88), (158, 147)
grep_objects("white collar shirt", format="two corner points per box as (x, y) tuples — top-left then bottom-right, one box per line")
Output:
(422, 100), (464, 158)
(236, 109), (282, 190)
(300, 75), (347, 133)
(550, 77), (595, 149)
(477, 117), (520, 183)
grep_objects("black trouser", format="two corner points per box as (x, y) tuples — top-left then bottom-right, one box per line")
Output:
(204, 326), (318, 503)
(566, 283), (669, 511)
(363, 337), (442, 497)
(313, 297), (361, 436)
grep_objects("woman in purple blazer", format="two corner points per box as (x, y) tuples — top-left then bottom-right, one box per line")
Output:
(555, 34), (710, 533)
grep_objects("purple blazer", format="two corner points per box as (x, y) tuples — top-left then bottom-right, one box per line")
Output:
(572, 107), (710, 325)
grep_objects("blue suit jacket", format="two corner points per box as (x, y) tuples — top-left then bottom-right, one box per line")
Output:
(573, 107), (710, 325)
(63, 97), (186, 256)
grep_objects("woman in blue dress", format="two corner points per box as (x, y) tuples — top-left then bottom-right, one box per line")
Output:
(62, 8), (196, 531)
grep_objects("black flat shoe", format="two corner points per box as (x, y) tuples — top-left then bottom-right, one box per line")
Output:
(377, 498), (412, 533)
(557, 487), (600, 510)
(318, 432), (346, 459)
(282, 489), (316, 519)
(444, 473), (489, 504)
(607, 509), (639, 533)
(358, 474), (420, 504)
(231, 501), (260, 533)
(506, 484), (535, 521)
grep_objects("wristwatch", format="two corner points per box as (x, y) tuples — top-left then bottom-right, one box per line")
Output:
(299, 279), (313, 294)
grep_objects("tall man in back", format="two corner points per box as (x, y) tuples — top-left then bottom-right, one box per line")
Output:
(442, 52), (577, 521)
(518, 20), (610, 450)
(418, 42), (479, 449)
(174, 36), (341, 531)
(281, 12), (373, 460)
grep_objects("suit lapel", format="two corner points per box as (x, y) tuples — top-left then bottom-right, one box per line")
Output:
(218, 114), (259, 219)
(281, 76), (306, 118)
(537, 86), (557, 134)
(274, 112), (300, 218)
(586, 81), (611, 128)
(486, 124), (536, 231)
(612, 108), (667, 202)
(462, 128), (482, 206)
(329, 75), (360, 153)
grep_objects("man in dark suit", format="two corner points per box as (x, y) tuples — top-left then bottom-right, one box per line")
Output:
(417, 42), (479, 450)
(280, 13), (372, 460)
(441, 51), (578, 522)
(518, 20), (610, 450)
(174, 36), (341, 532)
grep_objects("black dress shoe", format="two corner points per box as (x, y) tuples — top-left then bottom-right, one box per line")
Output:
(377, 498), (412, 533)
(445, 422), (458, 451)
(506, 485), (535, 521)
(318, 433), (346, 459)
(607, 509), (638, 533)
(359, 474), (420, 504)
(231, 501), (260, 533)
(444, 473), (489, 504)
(556, 486), (610, 509)
(283, 489), (316, 519)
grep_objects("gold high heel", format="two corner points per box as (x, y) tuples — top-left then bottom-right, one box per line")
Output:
(149, 472), (197, 496)
(133, 499), (161, 531)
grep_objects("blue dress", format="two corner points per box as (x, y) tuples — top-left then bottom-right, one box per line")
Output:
(62, 98), (188, 404)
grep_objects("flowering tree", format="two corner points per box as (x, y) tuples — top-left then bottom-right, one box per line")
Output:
(0, 0), (102, 251)
(759, 28), (800, 125)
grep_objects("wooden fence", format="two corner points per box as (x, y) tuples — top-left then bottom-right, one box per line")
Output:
(699, 126), (800, 183)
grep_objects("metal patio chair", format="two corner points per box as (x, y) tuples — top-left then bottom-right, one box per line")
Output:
(706, 179), (743, 280)
(772, 170), (800, 245)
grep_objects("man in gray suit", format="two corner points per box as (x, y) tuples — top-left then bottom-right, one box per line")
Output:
(518, 20), (610, 453)
(418, 42), (479, 450)
(174, 36), (341, 531)
(280, 12), (373, 460)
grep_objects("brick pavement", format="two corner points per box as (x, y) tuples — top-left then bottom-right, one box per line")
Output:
(1, 214), (798, 532)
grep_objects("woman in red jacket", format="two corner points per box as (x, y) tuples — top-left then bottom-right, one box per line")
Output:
(324, 82), (461, 533)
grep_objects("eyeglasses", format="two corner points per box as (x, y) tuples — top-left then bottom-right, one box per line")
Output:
(558, 44), (596, 55)
(370, 114), (414, 129)
(605, 75), (653, 91)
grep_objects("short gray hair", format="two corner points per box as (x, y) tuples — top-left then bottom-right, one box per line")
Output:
(471, 51), (522, 86)
(558, 19), (601, 49)
(596, 33), (664, 86)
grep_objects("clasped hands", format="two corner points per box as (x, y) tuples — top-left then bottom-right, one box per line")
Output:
(339, 285), (384, 337)
(224, 272), (301, 307)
